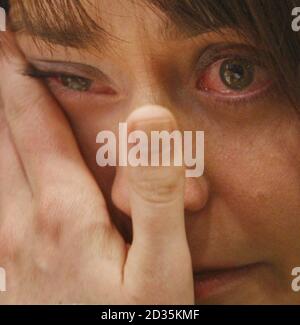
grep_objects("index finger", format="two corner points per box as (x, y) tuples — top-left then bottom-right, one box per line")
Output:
(0, 32), (97, 195)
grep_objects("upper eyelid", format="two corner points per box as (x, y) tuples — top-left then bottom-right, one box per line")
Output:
(195, 43), (265, 72)
(27, 59), (110, 82)
(24, 67), (86, 80)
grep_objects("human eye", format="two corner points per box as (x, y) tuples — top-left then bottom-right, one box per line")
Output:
(196, 44), (274, 104)
(23, 65), (117, 96)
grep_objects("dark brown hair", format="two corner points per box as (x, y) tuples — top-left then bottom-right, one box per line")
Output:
(2, 0), (300, 107)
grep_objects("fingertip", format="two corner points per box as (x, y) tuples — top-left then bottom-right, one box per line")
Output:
(127, 105), (177, 132)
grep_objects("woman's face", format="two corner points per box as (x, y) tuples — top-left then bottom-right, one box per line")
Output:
(10, 0), (300, 304)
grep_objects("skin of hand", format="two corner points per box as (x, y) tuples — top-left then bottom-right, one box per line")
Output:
(0, 33), (194, 304)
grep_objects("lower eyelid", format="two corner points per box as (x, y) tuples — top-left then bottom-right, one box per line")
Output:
(198, 79), (275, 106)
(197, 60), (272, 96)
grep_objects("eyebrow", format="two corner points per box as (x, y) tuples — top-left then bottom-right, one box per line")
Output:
(9, 18), (105, 48)
(10, 18), (219, 49)
(9, 0), (107, 48)
(159, 22), (215, 41)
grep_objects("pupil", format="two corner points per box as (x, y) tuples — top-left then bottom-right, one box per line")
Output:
(220, 59), (254, 91)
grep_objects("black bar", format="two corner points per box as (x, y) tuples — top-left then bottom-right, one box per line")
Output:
(0, 306), (299, 323)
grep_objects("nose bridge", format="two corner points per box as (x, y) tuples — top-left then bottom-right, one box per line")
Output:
(128, 48), (175, 113)
(131, 80), (172, 111)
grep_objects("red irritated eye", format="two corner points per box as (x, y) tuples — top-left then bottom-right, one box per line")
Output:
(50, 75), (117, 95)
(197, 58), (273, 98)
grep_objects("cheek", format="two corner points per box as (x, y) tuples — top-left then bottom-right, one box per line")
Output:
(58, 97), (128, 157)
(209, 115), (300, 257)
(61, 102), (127, 196)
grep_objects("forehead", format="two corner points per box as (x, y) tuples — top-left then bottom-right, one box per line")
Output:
(9, 0), (221, 48)
(81, 0), (178, 41)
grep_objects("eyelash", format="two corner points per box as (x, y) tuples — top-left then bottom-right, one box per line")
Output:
(24, 67), (94, 93)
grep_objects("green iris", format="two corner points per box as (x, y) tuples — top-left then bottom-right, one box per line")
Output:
(220, 58), (254, 91)
(61, 75), (92, 92)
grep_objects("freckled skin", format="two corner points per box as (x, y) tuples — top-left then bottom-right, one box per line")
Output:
(14, 0), (300, 304)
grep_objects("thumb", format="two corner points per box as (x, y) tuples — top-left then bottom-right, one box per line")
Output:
(124, 105), (194, 304)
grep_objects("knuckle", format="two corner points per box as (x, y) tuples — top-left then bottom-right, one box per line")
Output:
(131, 169), (183, 204)
(34, 191), (73, 239)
